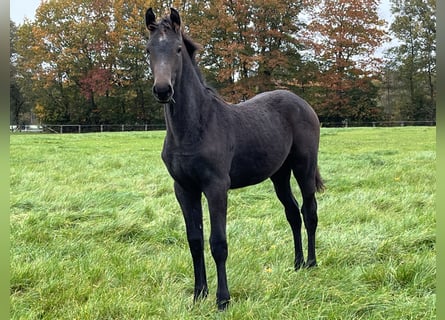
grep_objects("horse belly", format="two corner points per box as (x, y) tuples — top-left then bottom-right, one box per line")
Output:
(229, 147), (288, 188)
(228, 117), (293, 188)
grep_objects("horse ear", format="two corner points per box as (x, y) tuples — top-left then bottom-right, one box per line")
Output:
(170, 8), (181, 32)
(145, 8), (157, 31)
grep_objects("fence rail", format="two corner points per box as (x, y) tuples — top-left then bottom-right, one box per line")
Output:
(10, 120), (436, 134)
(43, 123), (168, 133)
(321, 120), (436, 128)
(9, 124), (166, 133)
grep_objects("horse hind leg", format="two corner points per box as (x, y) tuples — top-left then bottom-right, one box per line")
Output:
(301, 193), (318, 267)
(292, 162), (320, 268)
(271, 165), (305, 270)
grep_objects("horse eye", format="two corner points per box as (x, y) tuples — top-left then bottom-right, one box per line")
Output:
(177, 47), (182, 54)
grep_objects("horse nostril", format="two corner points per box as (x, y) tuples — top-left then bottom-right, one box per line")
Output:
(153, 84), (173, 102)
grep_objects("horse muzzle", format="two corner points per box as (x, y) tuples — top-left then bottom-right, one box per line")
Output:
(153, 83), (174, 103)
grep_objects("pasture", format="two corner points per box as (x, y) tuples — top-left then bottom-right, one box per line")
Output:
(10, 127), (435, 319)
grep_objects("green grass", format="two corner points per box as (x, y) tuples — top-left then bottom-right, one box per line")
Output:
(10, 127), (436, 319)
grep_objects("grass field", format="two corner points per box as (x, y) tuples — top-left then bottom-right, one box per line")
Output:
(10, 127), (436, 319)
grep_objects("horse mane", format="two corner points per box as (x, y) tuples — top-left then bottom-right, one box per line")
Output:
(181, 31), (219, 97)
(157, 16), (220, 98)
(181, 32), (202, 76)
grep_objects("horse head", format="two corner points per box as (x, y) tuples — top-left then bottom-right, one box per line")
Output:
(145, 8), (183, 103)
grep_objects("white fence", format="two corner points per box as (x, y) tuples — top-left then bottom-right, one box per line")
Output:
(10, 120), (435, 134)
(11, 124), (166, 133)
(321, 120), (436, 128)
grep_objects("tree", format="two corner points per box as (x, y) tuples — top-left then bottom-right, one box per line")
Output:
(181, 0), (306, 102)
(386, 0), (436, 121)
(14, 0), (159, 125)
(15, 0), (419, 126)
(302, 0), (387, 122)
(10, 20), (32, 127)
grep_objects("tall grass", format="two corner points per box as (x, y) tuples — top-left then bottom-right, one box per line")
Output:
(10, 127), (435, 319)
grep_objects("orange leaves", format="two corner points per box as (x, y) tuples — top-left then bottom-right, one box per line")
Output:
(304, 0), (386, 60)
(13, 0), (393, 123)
(13, 0), (155, 124)
(299, 0), (388, 121)
(184, 0), (303, 102)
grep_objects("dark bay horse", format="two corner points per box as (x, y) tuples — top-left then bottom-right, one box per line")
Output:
(145, 8), (324, 310)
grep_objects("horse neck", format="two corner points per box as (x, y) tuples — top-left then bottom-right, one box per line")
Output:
(164, 54), (212, 144)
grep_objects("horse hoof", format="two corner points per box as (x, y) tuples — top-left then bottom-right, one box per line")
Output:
(294, 259), (305, 270)
(217, 299), (230, 311)
(304, 260), (318, 268)
(193, 288), (209, 302)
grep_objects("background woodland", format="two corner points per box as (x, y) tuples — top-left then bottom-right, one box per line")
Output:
(10, 0), (436, 126)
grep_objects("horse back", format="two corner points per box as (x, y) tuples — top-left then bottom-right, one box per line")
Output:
(237, 90), (319, 126)
(233, 89), (320, 149)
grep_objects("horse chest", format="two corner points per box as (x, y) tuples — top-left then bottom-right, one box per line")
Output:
(161, 146), (224, 188)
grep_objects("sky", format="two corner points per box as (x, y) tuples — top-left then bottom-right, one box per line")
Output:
(10, 0), (42, 24)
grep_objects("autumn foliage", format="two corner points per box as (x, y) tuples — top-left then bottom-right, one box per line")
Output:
(10, 0), (435, 125)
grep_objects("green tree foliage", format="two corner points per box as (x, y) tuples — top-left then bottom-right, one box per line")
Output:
(10, 20), (34, 127)
(383, 0), (436, 121)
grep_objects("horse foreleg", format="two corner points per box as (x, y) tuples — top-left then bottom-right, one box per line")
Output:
(204, 182), (230, 310)
(174, 182), (208, 301)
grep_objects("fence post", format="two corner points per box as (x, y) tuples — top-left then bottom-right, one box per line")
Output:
(78, 125), (81, 133)
(122, 125), (125, 131)
(60, 125), (63, 134)
(101, 125), (103, 133)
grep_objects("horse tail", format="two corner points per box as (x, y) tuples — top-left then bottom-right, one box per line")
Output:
(315, 166), (325, 193)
